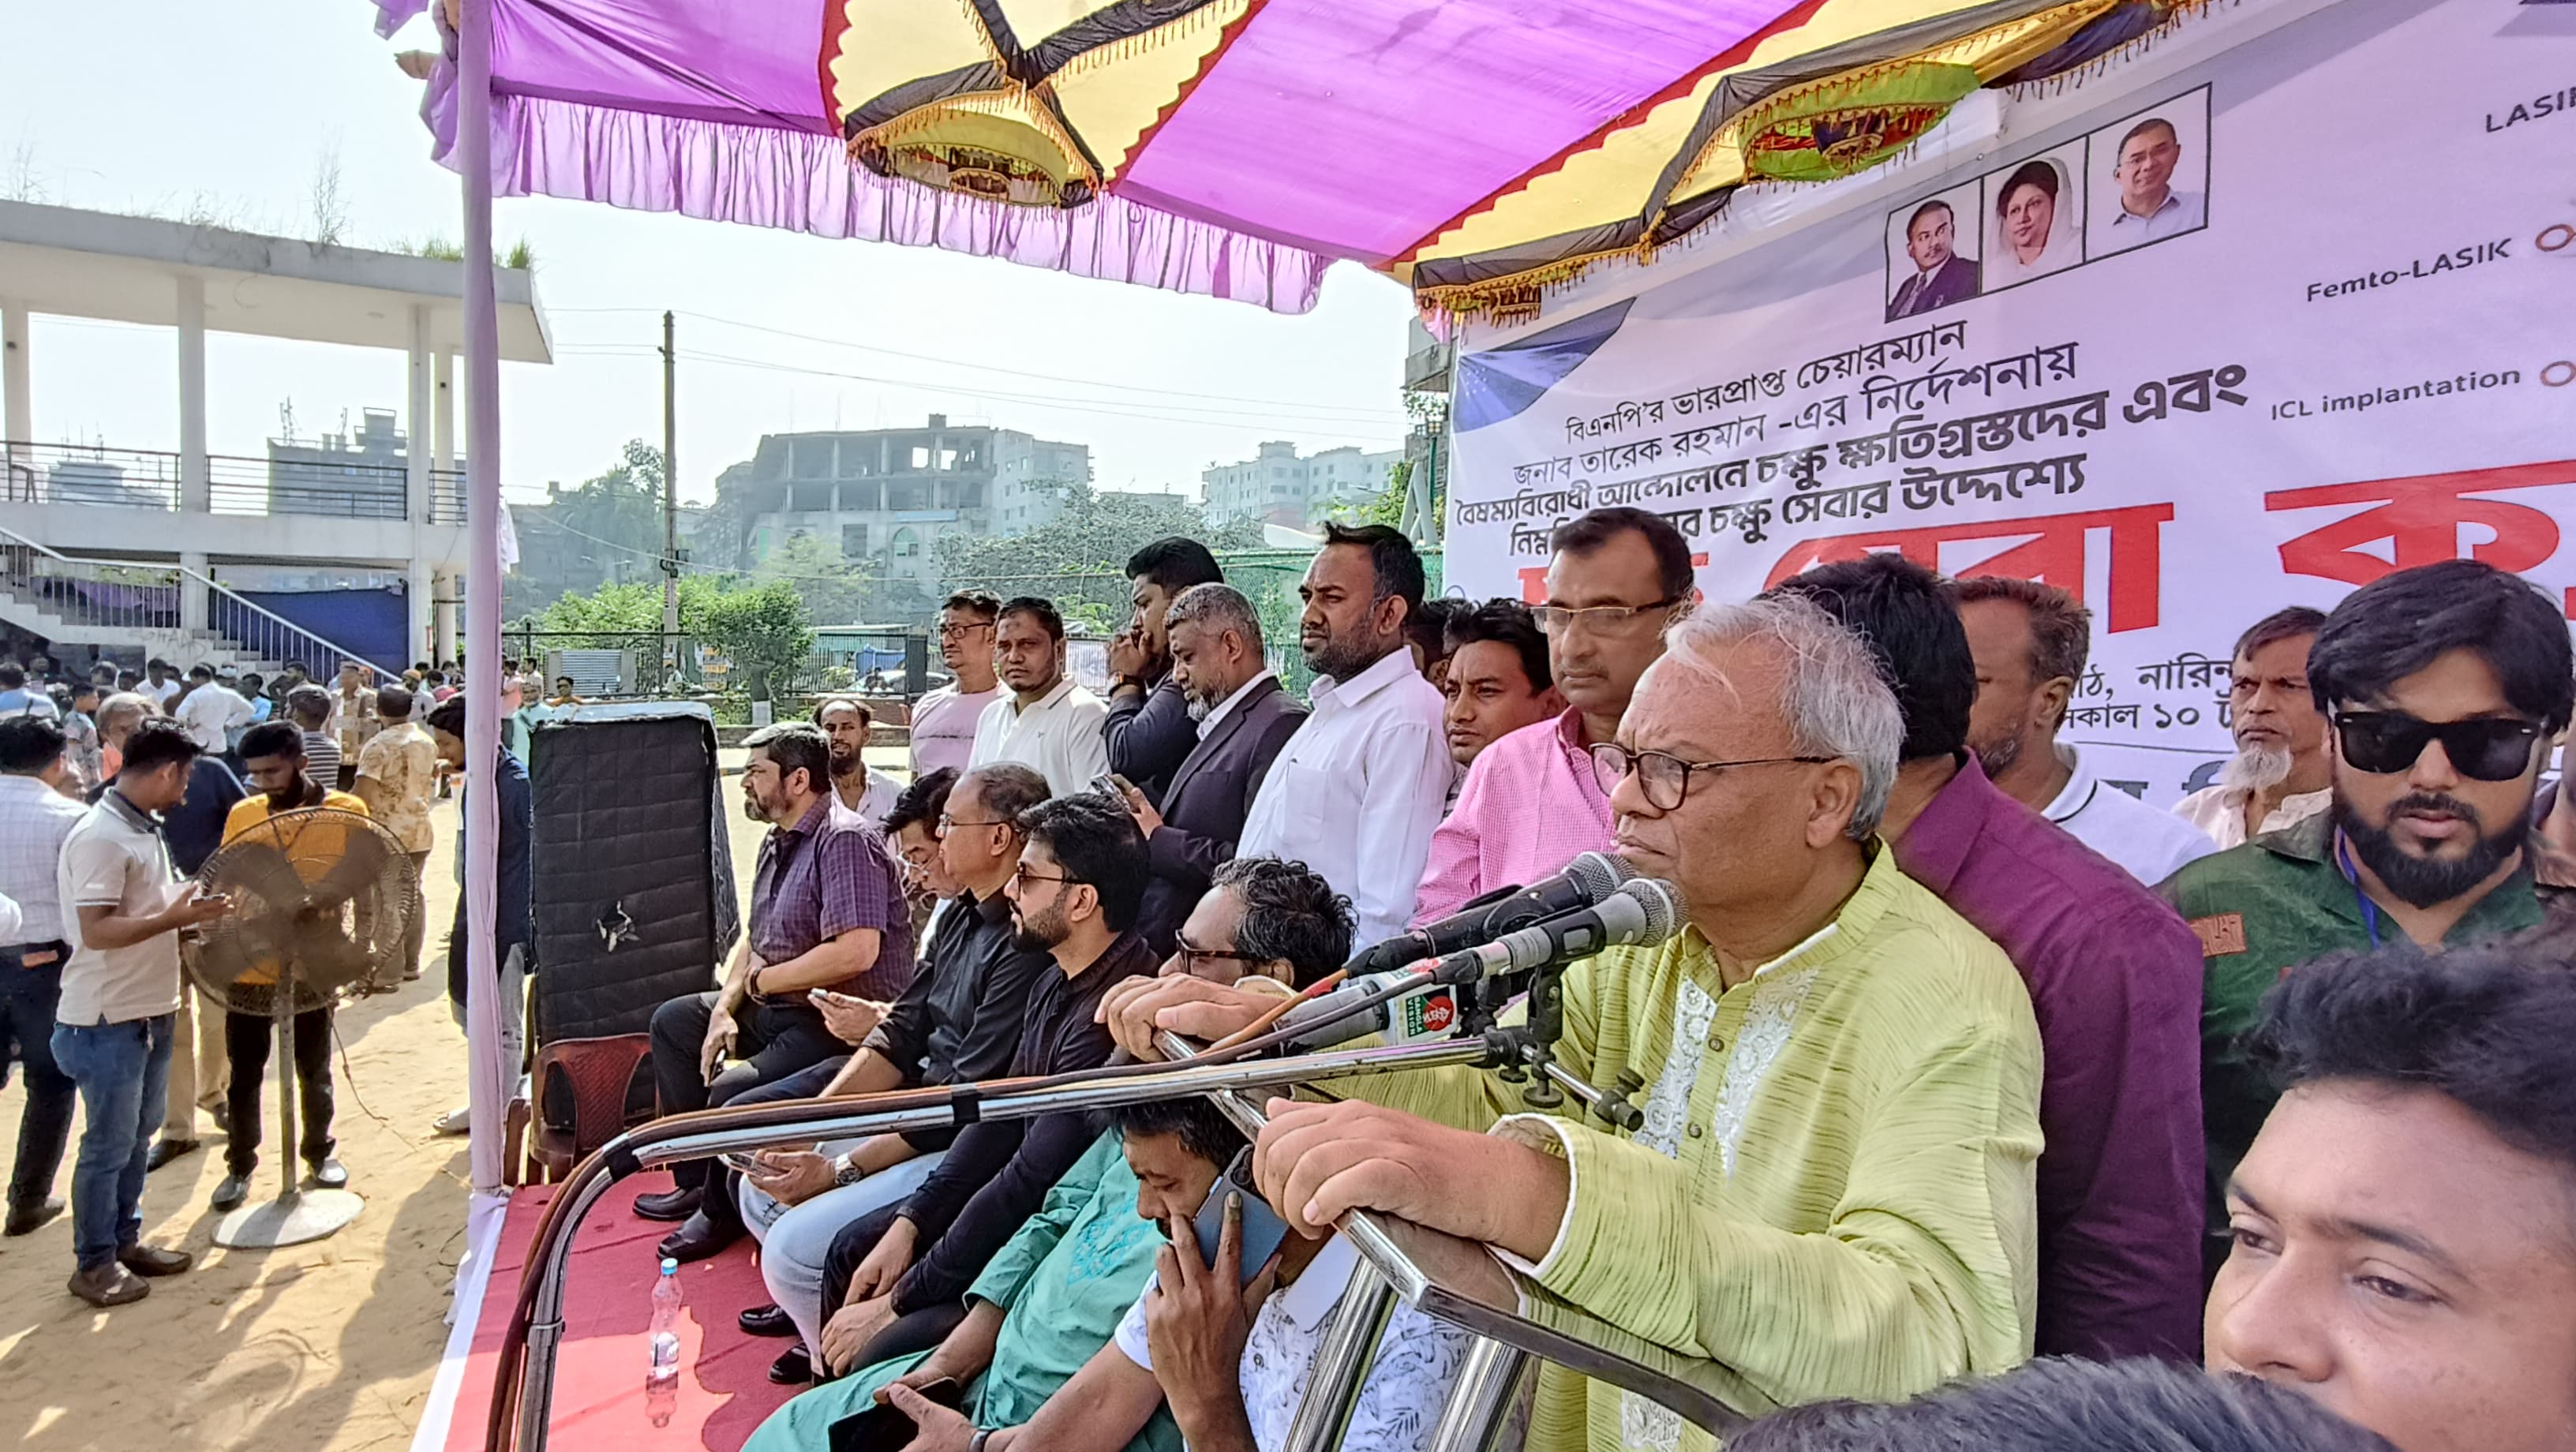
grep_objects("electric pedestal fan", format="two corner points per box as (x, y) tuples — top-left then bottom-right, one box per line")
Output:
(185, 804), (420, 1248)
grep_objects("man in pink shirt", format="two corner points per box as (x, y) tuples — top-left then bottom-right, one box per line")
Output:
(1411, 507), (1695, 925)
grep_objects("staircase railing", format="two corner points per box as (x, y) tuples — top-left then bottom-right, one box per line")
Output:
(0, 523), (399, 683)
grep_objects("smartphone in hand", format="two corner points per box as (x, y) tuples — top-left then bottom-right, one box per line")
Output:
(1191, 1146), (1292, 1287)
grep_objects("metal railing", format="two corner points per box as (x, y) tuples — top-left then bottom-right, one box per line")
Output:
(0, 441), (182, 510)
(0, 522), (399, 682)
(0, 441), (472, 525)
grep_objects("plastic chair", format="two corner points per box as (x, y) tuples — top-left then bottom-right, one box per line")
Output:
(514, 1033), (655, 1184)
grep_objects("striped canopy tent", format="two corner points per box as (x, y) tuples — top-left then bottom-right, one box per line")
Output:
(376, 0), (2194, 318)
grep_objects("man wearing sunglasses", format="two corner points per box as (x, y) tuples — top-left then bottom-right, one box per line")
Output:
(2166, 558), (2573, 1282)
(1413, 507), (1693, 926)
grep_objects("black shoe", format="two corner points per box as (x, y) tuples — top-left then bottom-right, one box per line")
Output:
(739, 1303), (796, 1338)
(656, 1211), (741, 1264)
(118, 1244), (193, 1278)
(68, 1262), (148, 1308)
(212, 1175), (251, 1212)
(4, 1196), (65, 1237)
(767, 1342), (812, 1385)
(631, 1185), (701, 1222)
(307, 1158), (349, 1190)
(147, 1138), (200, 1172)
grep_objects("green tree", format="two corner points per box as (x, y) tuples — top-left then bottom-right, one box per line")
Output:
(701, 578), (815, 700)
(934, 480), (1260, 627)
(507, 440), (672, 616)
(757, 530), (871, 626)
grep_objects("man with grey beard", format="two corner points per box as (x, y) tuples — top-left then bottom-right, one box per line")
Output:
(2174, 607), (2331, 849)
(2165, 560), (2569, 1278)
(1116, 583), (1308, 955)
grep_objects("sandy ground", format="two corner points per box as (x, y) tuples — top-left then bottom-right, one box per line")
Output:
(0, 749), (796, 1452)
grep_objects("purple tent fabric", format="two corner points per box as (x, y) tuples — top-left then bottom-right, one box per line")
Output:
(379, 0), (1807, 312)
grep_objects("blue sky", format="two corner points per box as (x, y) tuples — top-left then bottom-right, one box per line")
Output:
(0, 2), (1416, 504)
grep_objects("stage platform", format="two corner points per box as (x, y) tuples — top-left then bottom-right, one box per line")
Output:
(433, 1178), (799, 1452)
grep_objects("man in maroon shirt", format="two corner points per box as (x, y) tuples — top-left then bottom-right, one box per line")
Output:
(1774, 556), (2205, 1360)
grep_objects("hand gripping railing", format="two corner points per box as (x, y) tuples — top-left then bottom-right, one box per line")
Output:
(481, 1034), (1754, 1452)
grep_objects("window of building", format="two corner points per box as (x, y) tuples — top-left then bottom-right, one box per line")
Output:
(842, 524), (868, 556)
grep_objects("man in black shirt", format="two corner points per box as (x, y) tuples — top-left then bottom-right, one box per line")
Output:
(725, 765), (1054, 1377)
(812, 791), (1158, 1379)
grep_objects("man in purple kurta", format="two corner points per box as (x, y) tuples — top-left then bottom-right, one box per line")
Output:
(1777, 556), (2207, 1361)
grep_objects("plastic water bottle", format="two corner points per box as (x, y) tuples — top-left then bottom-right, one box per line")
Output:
(646, 1257), (683, 1427)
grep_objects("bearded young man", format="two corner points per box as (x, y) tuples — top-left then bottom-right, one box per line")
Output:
(2165, 559), (2573, 1281)
(2172, 608), (2333, 851)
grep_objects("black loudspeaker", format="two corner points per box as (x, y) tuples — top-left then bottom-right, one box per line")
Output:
(525, 703), (741, 1044)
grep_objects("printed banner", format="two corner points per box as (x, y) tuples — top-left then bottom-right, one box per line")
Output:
(1446, 0), (2576, 802)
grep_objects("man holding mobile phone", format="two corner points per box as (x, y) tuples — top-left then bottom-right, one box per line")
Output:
(52, 720), (229, 1307)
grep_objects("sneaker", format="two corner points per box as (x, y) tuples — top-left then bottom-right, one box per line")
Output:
(68, 1262), (148, 1307)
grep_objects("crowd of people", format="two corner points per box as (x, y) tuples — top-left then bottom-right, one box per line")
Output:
(5, 508), (2574, 1452)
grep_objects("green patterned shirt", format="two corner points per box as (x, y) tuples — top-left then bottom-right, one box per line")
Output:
(1336, 846), (2043, 1450)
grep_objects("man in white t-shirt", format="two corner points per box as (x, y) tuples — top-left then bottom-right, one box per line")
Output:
(142, 659), (183, 710)
(52, 720), (230, 1307)
(912, 593), (1007, 780)
(1955, 575), (2215, 885)
(172, 665), (256, 758)
(968, 597), (1107, 797)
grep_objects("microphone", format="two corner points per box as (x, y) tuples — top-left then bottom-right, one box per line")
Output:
(1275, 878), (1683, 1051)
(1341, 851), (1632, 979)
(1426, 878), (1684, 986)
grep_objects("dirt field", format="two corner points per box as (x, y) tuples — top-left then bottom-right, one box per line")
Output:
(0, 758), (784, 1452)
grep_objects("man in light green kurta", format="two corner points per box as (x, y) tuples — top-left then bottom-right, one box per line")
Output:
(1106, 594), (2046, 1451)
(744, 1127), (1203, 1452)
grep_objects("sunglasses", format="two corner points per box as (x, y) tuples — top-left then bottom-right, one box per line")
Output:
(2331, 710), (2542, 782)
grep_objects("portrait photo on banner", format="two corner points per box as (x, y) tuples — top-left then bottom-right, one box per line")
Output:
(2086, 84), (2211, 260)
(1883, 179), (1986, 324)
(1982, 140), (2088, 293)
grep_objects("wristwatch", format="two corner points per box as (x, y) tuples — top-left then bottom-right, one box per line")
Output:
(831, 1151), (867, 1188)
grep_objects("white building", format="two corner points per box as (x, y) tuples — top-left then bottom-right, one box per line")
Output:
(0, 200), (552, 675)
(1201, 440), (1405, 528)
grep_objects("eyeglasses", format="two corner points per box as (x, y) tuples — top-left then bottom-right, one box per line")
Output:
(2330, 710), (2542, 782)
(1589, 740), (1833, 810)
(938, 815), (1010, 834)
(1173, 941), (1266, 979)
(1013, 863), (1080, 890)
(936, 622), (994, 640)
(1533, 597), (1683, 635)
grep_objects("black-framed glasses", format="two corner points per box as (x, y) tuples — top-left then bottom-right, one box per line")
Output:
(936, 621), (995, 640)
(2331, 710), (2542, 782)
(939, 815), (1010, 834)
(1589, 741), (1833, 810)
(1013, 863), (1080, 890)
(1173, 939), (1267, 980)
(1533, 597), (1683, 635)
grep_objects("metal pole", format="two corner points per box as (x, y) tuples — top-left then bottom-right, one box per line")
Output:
(1281, 1259), (1398, 1452)
(274, 982), (298, 1204)
(660, 309), (680, 683)
(457, 0), (507, 1195)
(1426, 1334), (1537, 1452)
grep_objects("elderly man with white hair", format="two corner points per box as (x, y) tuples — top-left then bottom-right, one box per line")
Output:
(1103, 594), (2044, 1447)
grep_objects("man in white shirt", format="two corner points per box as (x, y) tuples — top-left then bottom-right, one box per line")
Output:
(172, 665), (256, 758)
(911, 592), (1006, 779)
(0, 717), (88, 1237)
(968, 597), (1108, 797)
(1955, 575), (2216, 885)
(2094, 115), (2206, 255)
(53, 720), (229, 1306)
(0, 662), (60, 720)
(142, 658), (184, 709)
(1235, 524), (1453, 949)
(330, 662), (380, 791)
(814, 696), (902, 827)
(2173, 607), (2334, 850)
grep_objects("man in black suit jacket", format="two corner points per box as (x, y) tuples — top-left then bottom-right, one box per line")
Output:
(1116, 583), (1309, 954)
(1103, 538), (1226, 806)
(1887, 198), (1981, 321)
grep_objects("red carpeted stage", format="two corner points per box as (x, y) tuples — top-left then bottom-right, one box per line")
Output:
(442, 1178), (798, 1452)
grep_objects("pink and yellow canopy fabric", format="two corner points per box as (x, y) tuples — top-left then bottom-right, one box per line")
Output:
(380, 0), (2187, 313)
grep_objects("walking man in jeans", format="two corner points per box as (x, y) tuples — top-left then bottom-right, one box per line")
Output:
(54, 720), (230, 1305)
(0, 717), (87, 1237)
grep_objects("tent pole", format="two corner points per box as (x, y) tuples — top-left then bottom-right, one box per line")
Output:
(458, 0), (507, 1196)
